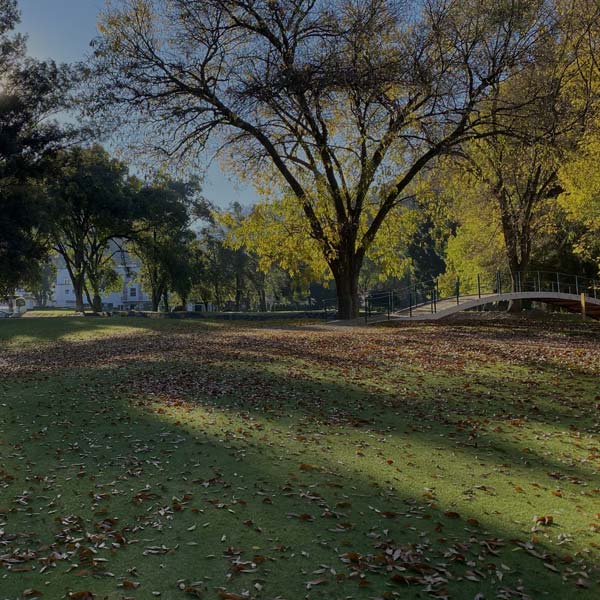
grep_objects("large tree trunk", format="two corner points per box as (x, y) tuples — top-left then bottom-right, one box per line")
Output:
(259, 288), (267, 312)
(151, 286), (161, 312)
(92, 294), (103, 313)
(332, 253), (362, 320)
(73, 277), (86, 313)
(497, 188), (533, 314)
(84, 284), (103, 313)
(507, 257), (530, 313)
(87, 278), (103, 312)
(235, 273), (243, 311)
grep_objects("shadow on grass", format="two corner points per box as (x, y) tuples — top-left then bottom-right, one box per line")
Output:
(1, 343), (598, 599)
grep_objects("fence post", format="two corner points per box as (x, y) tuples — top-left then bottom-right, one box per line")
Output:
(477, 273), (481, 299)
(391, 290), (395, 313)
(433, 285), (437, 314)
(594, 280), (598, 299)
(387, 291), (391, 320)
(364, 296), (368, 325)
(456, 278), (460, 305)
(575, 276), (580, 296)
(556, 272), (561, 294)
(496, 271), (501, 295)
(537, 271), (541, 293)
(409, 289), (412, 318)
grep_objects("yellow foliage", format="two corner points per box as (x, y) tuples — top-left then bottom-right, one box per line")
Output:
(558, 134), (600, 267)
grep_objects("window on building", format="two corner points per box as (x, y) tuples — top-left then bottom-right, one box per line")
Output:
(130, 287), (137, 297)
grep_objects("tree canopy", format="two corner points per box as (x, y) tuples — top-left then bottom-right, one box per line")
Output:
(0, 0), (74, 296)
(90, 0), (570, 317)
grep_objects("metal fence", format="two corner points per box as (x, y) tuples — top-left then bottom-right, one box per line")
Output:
(362, 271), (599, 323)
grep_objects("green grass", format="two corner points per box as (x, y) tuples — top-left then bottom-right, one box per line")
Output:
(0, 315), (599, 600)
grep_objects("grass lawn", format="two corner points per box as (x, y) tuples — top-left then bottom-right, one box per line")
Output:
(0, 315), (599, 600)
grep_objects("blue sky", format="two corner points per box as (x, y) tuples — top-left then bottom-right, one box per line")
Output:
(16, 0), (256, 208)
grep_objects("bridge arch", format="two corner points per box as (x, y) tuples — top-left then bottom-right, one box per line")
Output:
(362, 271), (600, 323)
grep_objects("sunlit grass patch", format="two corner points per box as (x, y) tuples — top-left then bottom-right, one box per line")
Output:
(0, 316), (599, 599)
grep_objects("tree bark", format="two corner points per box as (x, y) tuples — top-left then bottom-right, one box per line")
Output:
(92, 294), (103, 313)
(507, 257), (530, 313)
(259, 288), (267, 312)
(235, 273), (243, 311)
(331, 252), (362, 320)
(86, 278), (103, 313)
(74, 288), (85, 313)
(73, 275), (86, 313)
(151, 286), (161, 312)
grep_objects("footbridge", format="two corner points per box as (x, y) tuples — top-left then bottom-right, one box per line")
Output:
(362, 271), (600, 323)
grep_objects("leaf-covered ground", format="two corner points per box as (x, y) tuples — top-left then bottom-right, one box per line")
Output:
(0, 315), (599, 600)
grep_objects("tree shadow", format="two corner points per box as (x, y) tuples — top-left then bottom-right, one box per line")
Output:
(1, 336), (598, 598)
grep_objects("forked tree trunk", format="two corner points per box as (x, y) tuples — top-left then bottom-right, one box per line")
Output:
(87, 279), (103, 313)
(84, 285), (103, 313)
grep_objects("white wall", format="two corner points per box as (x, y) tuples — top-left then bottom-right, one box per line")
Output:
(52, 262), (151, 310)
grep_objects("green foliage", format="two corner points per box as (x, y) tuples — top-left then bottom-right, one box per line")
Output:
(47, 145), (138, 311)
(0, 1), (73, 295)
(22, 258), (56, 307)
(219, 194), (330, 284)
(200, 204), (299, 311)
(92, 0), (567, 317)
(132, 176), (204, 311)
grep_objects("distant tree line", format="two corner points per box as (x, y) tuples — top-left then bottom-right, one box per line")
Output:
(2, 0), (600, 317)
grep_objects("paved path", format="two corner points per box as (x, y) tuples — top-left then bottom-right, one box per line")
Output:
(393, 291), (600, 321)
(328, 291), (600, 325)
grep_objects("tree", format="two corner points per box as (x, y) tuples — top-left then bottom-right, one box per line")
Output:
(555, 0), (600, 273)
(191, 220), (237, 311)
(451, 112), (584, 303)
(559, 137), (600, 270)
(437, 1), (600, 308)
(84, 257), (123, 310)
(91, 0), (559, 318)
(132, 177), (205, 312)
(23, 259), (56, 308)
(0, 0), (73, 297)
(444, 135), (564, 304)
(439, 178), (506, 294)
(47, 145), (137, 312)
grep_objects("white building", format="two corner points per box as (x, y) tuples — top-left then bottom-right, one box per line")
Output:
(51, 254), (151, 310)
